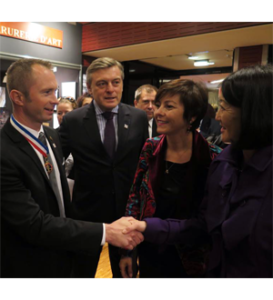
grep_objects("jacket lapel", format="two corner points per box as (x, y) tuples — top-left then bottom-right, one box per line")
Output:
(5, 120), (49, 183)
(44, 126), (71, 205)
(149, 135), (166, 196)
(44, 127), (63, 174)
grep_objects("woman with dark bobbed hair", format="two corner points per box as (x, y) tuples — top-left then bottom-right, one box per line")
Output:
(76, 92), (93, 108)
(124, 65), (273, 278)
(120, 79), (221, 278)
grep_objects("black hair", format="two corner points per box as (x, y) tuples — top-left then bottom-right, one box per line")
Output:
(221, 64), (273, 149)
(155, 79), (208, 131)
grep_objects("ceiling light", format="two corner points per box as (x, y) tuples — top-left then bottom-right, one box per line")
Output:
(188, 56), (199, 60)
(211, 78), (225, 84)
(194, 60), (215, 67)
(129, 69), (135, 73)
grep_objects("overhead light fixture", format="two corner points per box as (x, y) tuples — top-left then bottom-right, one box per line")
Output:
(194, 60), (215, 67)
(211, 78), (225, 84)
(188, 56), (199, 60)
(53, 67), (57, 72)
(129, 69), (135, 73)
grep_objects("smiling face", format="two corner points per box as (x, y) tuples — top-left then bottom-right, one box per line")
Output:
(57, 101), (73, 124)
(88, 66), (123, 111)
(20, 64), (58, 130)
(216, 90), (241, 144)
(154, 93), (192, 136)
(26, 65), (58, 124)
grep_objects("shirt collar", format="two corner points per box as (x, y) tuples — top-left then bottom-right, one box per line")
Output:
(10, 115), (44, 138)
(93, 100), (119, 115)
(215, 144), (272, 172)
(148, 118), (153, 127)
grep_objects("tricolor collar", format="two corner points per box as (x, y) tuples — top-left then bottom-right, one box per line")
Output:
(10, 114), (49, 157)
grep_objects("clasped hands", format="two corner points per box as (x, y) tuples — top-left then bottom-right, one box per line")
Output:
(105, 217), (147, 250)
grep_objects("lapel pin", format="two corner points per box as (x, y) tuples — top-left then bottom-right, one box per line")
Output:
(52, 143), (57, 148)
(124, 124), (129, 129)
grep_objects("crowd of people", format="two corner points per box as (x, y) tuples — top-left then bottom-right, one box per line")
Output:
(0, 56), (272, 279)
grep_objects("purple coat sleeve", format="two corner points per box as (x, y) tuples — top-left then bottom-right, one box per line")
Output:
(143, 216), (208, 246)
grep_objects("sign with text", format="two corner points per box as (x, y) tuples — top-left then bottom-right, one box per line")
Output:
(0, 22), (63, 48)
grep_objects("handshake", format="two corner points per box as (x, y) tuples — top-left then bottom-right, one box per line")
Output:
(105, 217), (147, 250)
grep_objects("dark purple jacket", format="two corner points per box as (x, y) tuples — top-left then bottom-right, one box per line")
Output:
(144, 145), (273, 278)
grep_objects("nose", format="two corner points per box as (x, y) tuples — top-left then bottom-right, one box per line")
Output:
(148, 101), (153, 108)
(106, 83), (114, 93)
(51, 95), (59, 105)
(154, 106), (163, 118)
(215, 109), (221, 121)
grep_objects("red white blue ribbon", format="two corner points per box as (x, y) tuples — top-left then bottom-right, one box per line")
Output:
(10, 114), (49, 157)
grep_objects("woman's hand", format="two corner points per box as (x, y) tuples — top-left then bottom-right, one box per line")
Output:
(122, 220), (147, 234)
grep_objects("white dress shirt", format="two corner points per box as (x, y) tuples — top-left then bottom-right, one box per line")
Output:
(148, 118), (153, 138)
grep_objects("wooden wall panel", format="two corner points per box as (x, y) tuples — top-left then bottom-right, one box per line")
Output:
(82, 22), (269, 52)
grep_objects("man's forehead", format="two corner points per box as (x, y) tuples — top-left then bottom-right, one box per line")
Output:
(92, 66), (122, 79)
(141, 90), (156, 99)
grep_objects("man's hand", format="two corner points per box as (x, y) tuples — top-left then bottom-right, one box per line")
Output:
(105, 217), (144, 250)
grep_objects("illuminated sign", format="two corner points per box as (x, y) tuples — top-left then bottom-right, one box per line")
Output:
(0, 22), (63, 48)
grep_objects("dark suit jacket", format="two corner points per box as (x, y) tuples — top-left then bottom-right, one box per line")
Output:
(151, 118), (158, 138)
(58, 102), (148, 223)
(0, 120), (103, 278)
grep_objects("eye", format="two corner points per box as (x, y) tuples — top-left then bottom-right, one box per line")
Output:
(97, 82), (106, 88)
(155, 103), (160, 108)
(113, 80), (120, 86)
(219, 105), (226, 111)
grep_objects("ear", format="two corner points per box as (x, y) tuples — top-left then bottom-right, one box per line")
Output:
(86, 83), (92, 95)
(133, 99), (138, 107)
(9, 90), (25, 107)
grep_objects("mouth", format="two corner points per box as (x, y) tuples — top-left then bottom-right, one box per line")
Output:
(220, 125), (226, 133)
(156, 120), (167, 126)
(104, 97), (116, 101)
(44, 108), (54, 113)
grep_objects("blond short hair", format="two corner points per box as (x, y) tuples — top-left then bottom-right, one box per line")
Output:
(7, 58), (52, 97)
(86, 57), (124, 87)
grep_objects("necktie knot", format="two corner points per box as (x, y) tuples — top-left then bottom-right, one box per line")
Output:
(38, 132), (46, 145)
(102, 111), (114, 120)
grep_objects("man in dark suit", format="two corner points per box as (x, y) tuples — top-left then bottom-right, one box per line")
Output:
(134, 84), (158, 138)
(58, 57), (149, 277)
(0, 58), (143, 278)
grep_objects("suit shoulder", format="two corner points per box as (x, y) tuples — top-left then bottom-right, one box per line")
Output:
(44, 125), (56, 134)
(64, 105), (89, 120)
(120, 103), (146, 116)
(143, 135), (163, 152)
